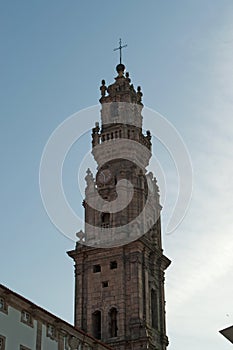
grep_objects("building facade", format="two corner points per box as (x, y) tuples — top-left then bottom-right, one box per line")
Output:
(68, 63), (171, 350)
(0, 284), (112, 350)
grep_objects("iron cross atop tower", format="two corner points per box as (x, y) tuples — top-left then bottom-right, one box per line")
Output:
(114, 38), (127, 64)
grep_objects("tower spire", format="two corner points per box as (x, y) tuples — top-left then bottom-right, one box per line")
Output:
(113, 38), (127, 64)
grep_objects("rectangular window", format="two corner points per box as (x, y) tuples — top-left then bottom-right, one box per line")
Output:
(0, 336), (6, 350)
(21, 311), (32, 327)
(93, 264), (101, 273)
(102, 281), (108, 288)
(110, 261), (117, 269)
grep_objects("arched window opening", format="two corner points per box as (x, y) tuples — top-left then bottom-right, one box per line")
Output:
(151, 289), (158, 329)
(101, 212), (110, 228)
(92, 310), (101, 339)
(109, 308), (118, 337)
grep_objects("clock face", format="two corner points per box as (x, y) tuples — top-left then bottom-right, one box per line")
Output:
(97, 169), (112, 185)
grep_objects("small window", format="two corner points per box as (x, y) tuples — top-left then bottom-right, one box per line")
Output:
(102, 281), (109, 288)
(110, 261), (117, 270)
(93, 264), (101, 273)
(21, 311), (32, 326)
(0, 336), (6, 350)
(47, 324), (56, 338)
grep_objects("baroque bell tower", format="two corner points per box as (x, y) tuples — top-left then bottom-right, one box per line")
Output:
(68, 59), (171, 350)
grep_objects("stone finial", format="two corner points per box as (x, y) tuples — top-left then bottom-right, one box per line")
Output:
(126, 72), (131, 84)
(148, 171), (153, 180)
(85, 168), (94, 186)
(75, 230), (86, 243)
(146, 130), (151, 141)
(92, 122), (100, 146)
(92, 122), (99, 134)
(100, 79), (107, 97)
(153, 176), (159, 194)
(137, 86), (143, 104)
(116, 63), (125, 78)
(85, 168), (95, 197)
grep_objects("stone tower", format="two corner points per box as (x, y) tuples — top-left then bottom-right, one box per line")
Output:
(68, 63), (171, 350)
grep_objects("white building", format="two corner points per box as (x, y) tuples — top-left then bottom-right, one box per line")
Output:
(0, 284), (112, 350)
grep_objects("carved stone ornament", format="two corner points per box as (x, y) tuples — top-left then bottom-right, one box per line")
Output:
(68, 335), (80, 349)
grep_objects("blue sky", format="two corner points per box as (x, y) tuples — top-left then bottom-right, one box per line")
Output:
(1, 1), (233, 349)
